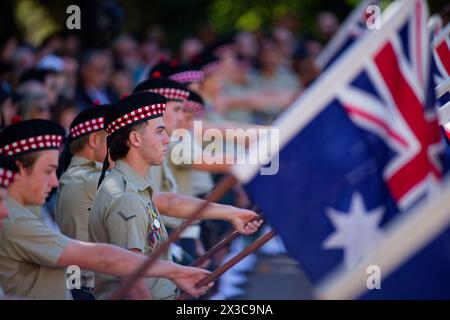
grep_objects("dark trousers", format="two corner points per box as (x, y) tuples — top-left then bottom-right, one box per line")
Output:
(71, 287), (95, 300)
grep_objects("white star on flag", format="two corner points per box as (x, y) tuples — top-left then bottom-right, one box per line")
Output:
(322, 192), (385, 270)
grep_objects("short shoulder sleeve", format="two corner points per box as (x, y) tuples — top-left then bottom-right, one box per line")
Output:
(3, 216), (70, 267)
(104, 194), (148, 252)
(84, 171), (101, 201)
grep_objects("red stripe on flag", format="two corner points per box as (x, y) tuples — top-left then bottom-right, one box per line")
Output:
(415, 0), (424, 86)
(343, 105), (410, 148)
(435, 41), (450, 76)
(374, 42), (441, 202)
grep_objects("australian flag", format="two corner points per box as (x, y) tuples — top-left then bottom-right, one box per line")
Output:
(233, 0), (450, 299)
(432, 23), (450, 85)
(431, 19), (450, 153)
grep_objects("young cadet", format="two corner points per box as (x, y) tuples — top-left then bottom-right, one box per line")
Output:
(133, 78), (224, 265)
(134, 79), (250, 265)
(133, 77), (192, 240)
(54, 104), (109, 299)
(0, 155), (18, 298)
(166, 91), (212, 262)
(0, 119), (211, 300)
(89, 92), (261, 300)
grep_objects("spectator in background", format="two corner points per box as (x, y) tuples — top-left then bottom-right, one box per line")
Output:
(77, 49), (118, 109)
(144, 24), (169, 54)
(61, 54), (79, 98)
(0, 84), (16, 129)
(112, 33), (139, 75)
(0, 62), (15, 92)
(292, 42), (321, 88)
(273, 11), (301, 38)
(0, 33), (18, 63)
(234, 31), (258, 65)
(196, 21), (217, 48)
(110, 63), (133, 97)
(36, 55), (72, 99)
(197, 54), (226, 123)
(38, 32), (64, 58)
(60, 31), (81, 57)
(317, 11), (340, 44)
(179, 37), (204, 64)
(15, 87), (50, 122)
(222, 55), (256, 124)
(303, 35), (324, 58)
(19, 68), (62, 107)
(11, 45), (36, 84)
(273, 27), (296, 68)
(51, 96), (79, 133)
(133, 39), (164, 85)
(250, 37), (299, 123)
(251, 37), (298, 92)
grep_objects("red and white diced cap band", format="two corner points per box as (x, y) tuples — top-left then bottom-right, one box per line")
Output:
(0, 135), (64, 156)
(105, 103), (166, 134)
(201, 61), (221, 76)
(148, 88), (189, 101)
(184, 100), (204, 114)
(169, 71), (204, 84)
(70, 117), (105, 139)
(0, 168), (16, 188)
(214, 44), (234, 57)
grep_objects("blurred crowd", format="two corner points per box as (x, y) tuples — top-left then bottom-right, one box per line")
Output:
(0, 11), (342, 131)
(0, 11), (343, 299)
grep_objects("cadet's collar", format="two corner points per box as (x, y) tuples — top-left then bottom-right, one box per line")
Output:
(6, 196), (23, 211)
(69, 155), (103, 170)
(114, 160), (153, 191)
(70, 156), (94, 167)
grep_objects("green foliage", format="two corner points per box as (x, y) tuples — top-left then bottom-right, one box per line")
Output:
(206, 0), (353, 36)
(2, 0), (448, 49)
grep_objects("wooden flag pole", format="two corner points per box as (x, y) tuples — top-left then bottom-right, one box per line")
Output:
(111, 175), (237, 300)
(190, 215), (264, 268)
(177, 229), (278, 300)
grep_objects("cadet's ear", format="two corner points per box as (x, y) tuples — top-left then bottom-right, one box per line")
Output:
(128, 130), (142, 148)
(88, 132), (97, 149)
(13, 161), (27, 180)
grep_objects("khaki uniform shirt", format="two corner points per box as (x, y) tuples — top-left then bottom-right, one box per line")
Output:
(0, 198), (71, 299)
(148, 158), (185, 230)
(55, 156), (101, 288)
(89, 160), (176, 300)
(169, 131), (213, 197)
(167, 135), (213, 238)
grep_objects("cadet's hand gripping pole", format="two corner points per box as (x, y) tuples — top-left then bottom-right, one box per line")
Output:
(190, 214), (264, 268)
(177, 229), (277, 300)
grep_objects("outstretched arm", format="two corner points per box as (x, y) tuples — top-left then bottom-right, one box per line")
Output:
(153, 192), (262, 235)
(57, 240), (212, 297)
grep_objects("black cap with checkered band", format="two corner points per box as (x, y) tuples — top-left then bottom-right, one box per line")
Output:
(133, 78), (190, 102)
(191, 52), (221, 77)
(68, 104), (110, 142)
(97, 91), (167, 187)
(0, 119), (65, 157)
(184, 90), (205, 115)
(150, 61), (204, 85)
(57, 104), (111, 175)
(0, 155), (18, 188)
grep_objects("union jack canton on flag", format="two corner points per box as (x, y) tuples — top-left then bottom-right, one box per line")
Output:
(233, 0), (450, 299)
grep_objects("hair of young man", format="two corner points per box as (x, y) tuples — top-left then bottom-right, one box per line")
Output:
(109, 121), (148, 161)
(69, 134), (90, 154)
(12, 151), (43, 173)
